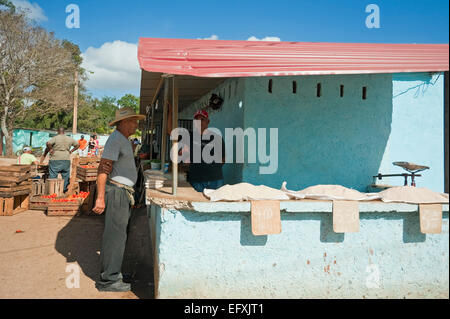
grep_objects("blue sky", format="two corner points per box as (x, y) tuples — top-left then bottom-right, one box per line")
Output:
(9, 0), (449, 99)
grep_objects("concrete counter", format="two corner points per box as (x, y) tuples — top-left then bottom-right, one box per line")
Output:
(146, 196), (449, 299)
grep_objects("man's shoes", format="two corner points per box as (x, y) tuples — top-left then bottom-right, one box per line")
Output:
(96, 280), (131, 292)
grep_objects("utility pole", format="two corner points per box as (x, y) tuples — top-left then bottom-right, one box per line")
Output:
(72, 69), (78, 135)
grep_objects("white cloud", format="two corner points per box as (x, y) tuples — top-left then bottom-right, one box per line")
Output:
(197, 35), (219, 40)
(10, 0), (47, 22)
(247, 36), (281, 41)
(81, 40), (141, 93)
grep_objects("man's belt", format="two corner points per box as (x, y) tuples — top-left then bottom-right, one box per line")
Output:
(107, 178), (135, 206)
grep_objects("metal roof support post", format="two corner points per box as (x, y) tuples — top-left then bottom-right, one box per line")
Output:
(172, 76), (178, 195)
(149, 103), (155, 160)
(160, 77), (169, 172)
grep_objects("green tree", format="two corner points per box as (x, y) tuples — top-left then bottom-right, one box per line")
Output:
(15, 95), (120, 135)
(117, 94), (139, 113)
(0, 0), (15, 12)
(0, 10), (76, 155)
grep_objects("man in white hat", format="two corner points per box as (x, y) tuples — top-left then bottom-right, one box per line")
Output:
(17, 146), (39, 165)
(92, 107), (145, 292)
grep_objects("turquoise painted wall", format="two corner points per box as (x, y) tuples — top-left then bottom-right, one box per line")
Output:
(180, 78), (245, 185)
(243, 74), (393, 191)
(180, 72), (445, 193)
(378, 73), (444, 192)
(12, 129), (51, 154)
(149, 203), (449, 298)
(6, 129), (109, 155)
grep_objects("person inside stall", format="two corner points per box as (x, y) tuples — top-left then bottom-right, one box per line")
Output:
(179, 110), (225, 193)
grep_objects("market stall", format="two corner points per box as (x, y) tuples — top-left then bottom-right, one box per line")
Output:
(137, 38), (449, 298)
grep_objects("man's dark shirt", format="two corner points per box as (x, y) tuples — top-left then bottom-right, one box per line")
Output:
(184, 130), (225, 183)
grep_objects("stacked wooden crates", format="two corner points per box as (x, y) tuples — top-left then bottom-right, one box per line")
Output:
(76, 156), (99, 215)
(0, 165), (32, 216)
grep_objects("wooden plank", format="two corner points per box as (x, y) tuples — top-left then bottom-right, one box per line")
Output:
(0, 164), (31, 173)
(77, 172), (98, 177)
(79, 157), (100, 165)
(0, 189), (32, 197)
(250, 200), (281, 236)
(419, 204), (442, 234)
(0, 181), (23, 187)
(77, 166), (98, 173)
(0, 173), (31, 183)
(76, 174), (97, 182)
(333, 200), (360, 233)
(0, 184), (33, 192)
(48, 204), (80, 209)
(0, 172), (30, 179)
(146, 185), (209, 203)
(0, 184), (32, 194)
(47, 209), (79, 216)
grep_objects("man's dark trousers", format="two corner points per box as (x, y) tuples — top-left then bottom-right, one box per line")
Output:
(98, 183), (132, 286)
(48, 160), (71, 193)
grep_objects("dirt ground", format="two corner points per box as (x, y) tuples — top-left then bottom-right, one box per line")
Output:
(0, 208), (154, 299)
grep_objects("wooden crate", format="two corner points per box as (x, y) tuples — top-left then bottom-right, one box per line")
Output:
(79, 157), (100, 165)
(31, 179), (45, 196)
(45, 179), (64, 196)
(0, 165), (31, 183)
(0, 180), (32, 197)
(76, 165), (98, 182)
(80, 183), (97, 215)
(29, 196), (51, 210)
(0, 194), (30, 216)
(47, 201), (81, 216)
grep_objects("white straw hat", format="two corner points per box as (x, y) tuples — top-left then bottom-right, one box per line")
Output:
(109, 107), (146, 126)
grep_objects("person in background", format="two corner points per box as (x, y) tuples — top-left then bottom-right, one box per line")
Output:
(17, 146), (39, 165)
(132, 138), (141, 157)
(93, 135), (100, 156)
(77, 135), (88, 157)
(41, 127), (79, 193)
(88, 136), (96, 156)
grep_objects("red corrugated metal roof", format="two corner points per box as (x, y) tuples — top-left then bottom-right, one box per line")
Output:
(138, 38), (449, 78)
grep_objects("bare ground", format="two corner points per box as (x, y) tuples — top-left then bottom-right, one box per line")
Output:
(0, 209), (154, 299)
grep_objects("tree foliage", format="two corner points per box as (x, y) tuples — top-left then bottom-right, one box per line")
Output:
(15, 95), (124, 135)
(117, 94), (139, 113)
(0, 0), (15, 13)
(0, 10), (76, 154)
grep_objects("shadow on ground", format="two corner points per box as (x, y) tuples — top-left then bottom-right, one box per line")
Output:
(54, 206), (154, 299)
